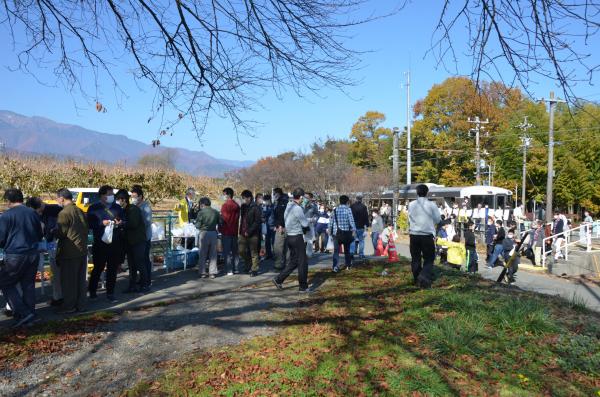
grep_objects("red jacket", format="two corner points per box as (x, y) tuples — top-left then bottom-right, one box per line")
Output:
(220, 199), (240, 236)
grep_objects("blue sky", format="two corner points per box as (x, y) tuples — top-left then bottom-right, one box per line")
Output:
(1, 1), (598, 162)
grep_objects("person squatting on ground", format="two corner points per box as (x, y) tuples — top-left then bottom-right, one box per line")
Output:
(238, 190), (263, 277)
(272, 188), (311, 292)
(0, 188), (43, 328)
(328, 195), (357, 273)
(87, 185), (125, 303)
(195, 197), (220, 279)
(436, 235), (466, 270)
(408, 184), (441, 288)
(54, 188), (89, 313)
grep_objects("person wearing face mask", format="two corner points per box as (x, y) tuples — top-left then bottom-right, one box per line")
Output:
(174, 188), (198, 249)
(53, 188), (88, 313)
(25, 196), (63, 306)
(303, 193), (319, 257)
(238, 190), (263, 276)
(131, 185), (153, 289)
(486, 219), (505, 269)
(370, 209), (384, 254)
(87, 185), (125, 302)
(0, 188), (43, 328)
(220, 187), (240, 275)
(272, 188), (311, 292)
(116, 189), (149, 294)
(315, 204), (330, 253)
(262, 194), (275, 260)
(484, 216), (497, 262)
(552, 211), (565, 260)
(272, 187), (289, 270)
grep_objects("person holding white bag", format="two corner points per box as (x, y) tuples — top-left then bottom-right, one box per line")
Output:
(87, 185), (125, 303)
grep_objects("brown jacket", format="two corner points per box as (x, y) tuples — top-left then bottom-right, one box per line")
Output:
(56, 203), (89, 260)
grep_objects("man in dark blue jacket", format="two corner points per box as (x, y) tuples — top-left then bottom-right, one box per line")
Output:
(0, 189), (43, 328)
(87, 185), (125, 302)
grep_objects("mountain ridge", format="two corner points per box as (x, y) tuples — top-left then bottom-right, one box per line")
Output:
(0, 110), (253, 177)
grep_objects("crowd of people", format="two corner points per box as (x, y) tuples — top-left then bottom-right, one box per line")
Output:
(1, 182), (595, 328)
(0, 185), (397, 329)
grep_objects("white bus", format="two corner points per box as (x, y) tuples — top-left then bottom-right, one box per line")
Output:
(378, 184), (513, 211)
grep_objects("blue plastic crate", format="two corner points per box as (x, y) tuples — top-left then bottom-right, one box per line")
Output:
(164, 250), (198, 271)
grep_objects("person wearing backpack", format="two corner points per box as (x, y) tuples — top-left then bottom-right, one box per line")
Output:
(328, 195), (357, 273)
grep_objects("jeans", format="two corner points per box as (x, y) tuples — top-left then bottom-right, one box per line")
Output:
(89, 241), (123, 296)
(315, 230), (329, 252)
(59, 256), (87, 311)
(371, 231), (380, 253)
(198, 231), (218, 275)
(239, 234), (260, 272)
(273, 230), (288, 269)
(221, 235), (239, 273)
(48, 248), (62, 300)
(350, 228), (365, 256)
(0, 253), (38, 319)
(275, 235), (308, 290)
(409, 234), (436, 285)
(265, 228), (275, 258)
(487, 244), (504, 267)
(127, 242), (149, 289)
(332, 237), (352, 269)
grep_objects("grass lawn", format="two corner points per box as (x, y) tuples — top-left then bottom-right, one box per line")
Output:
(127, 261), (600, 396)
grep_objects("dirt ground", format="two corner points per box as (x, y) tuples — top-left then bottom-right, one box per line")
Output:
(0, 280), (312, 397)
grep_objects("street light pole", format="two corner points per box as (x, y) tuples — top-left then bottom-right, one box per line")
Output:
(468, 116), (489, 185)
(517, 116), (533, 210)
(541, 92), (565, 223)
(405, 71), (411, 185)
(392, 127), (400, 230)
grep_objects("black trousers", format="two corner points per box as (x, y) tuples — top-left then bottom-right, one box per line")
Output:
(89, 241), (123, 296)
(275, 235), (308, 290)
(128, 241), (149, 289)
(409, 234), (436, 285)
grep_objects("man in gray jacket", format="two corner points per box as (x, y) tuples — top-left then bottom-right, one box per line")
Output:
(408, 184), (441, 288)
(272, 188), (310, 292)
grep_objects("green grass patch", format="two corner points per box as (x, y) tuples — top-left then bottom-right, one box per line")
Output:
(125, 262), (600, 397)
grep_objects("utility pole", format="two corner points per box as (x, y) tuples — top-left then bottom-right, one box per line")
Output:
(517, 117), (533, 210)
(541, 92), (566, 223)
(392, 127), (400, 230)
(405, 71), (412, 185)
(468, 116), (489, 185)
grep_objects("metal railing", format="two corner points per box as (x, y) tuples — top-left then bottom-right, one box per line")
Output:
(542, 221), (600, 267)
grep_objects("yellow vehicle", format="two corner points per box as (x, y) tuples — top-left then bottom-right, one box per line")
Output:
(69, 188), (101, 213)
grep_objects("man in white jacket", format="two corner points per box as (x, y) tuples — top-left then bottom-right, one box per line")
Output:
(408, 184), (441, 288)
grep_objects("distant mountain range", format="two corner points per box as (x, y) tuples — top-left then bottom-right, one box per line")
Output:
(0, 110), (253, 177)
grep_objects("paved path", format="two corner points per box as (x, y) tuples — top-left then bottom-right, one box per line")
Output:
(394, 242), (600, 312)
(3, 236), (600, 330)
(0, 253), (345, 329)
